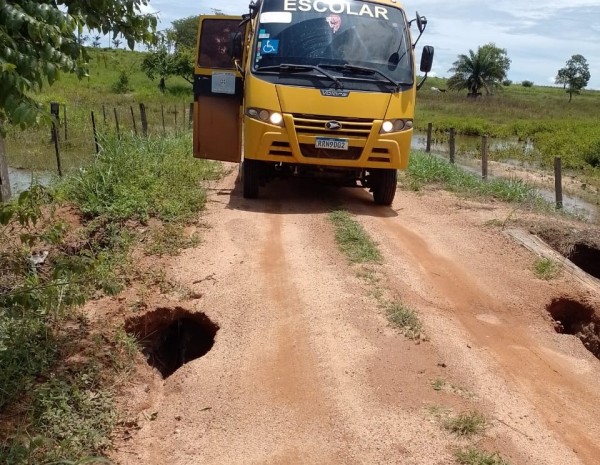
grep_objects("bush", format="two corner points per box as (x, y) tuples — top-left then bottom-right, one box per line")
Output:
(111, 71), (132, 94)
(502, 80), (512, 86)
(582, 139), (600, 168)
(521, 80), (534, 88)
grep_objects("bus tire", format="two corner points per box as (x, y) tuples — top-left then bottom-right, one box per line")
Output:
(372, 169), (397, 206)
(243, 159), (260, 199)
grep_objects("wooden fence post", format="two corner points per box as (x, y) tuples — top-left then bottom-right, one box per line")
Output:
(174, 105), (178, 128)
(50, 102), (60, 143)
(114, 108), (121, 140)
(102, 104), (107, 124)
(183, 103), (186, 129)
(161, 104), (166, 135)
(130, 106), (138, 136)
(555, 157), (563, 210)
(52, 121), (62, 177)
(91, 111), (100, 154)
(0, 135), (11, 202)
(139, 103), (148, 137)
(189, 102), (194, 128)
(449, 128), (455, 164)
(481, 135), (488, 180)
(426, 122), (432, 153)
(63, 104), (68, 141)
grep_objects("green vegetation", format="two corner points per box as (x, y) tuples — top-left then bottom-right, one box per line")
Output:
(533, 258), (561, 280)
(405, 151), (542, 206)
(556, 55), (591, 102)
(455, 448), (511, 465)
(386, 302), (424, 340)
(415, 78), (600, 177)
(329, 210), (382, 264)
(0, 134), (218, 463)
(444, 411), (488, 437)
(0, 0), (156, 131)
(447, 43), (511, 96)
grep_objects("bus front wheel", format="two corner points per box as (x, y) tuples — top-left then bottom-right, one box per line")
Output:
(243, 159), (260, 199)
(371, 169), (397, 206)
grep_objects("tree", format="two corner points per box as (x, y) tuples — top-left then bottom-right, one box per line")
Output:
(142, 36), (194, 92)
(0, 1), (157, 132)
(92, 35), (103, 48)
(447, 43), (511, 97)
(171, 15), (200, 50)
(556, 55), (591, 102)
(112, 37), (123, 49)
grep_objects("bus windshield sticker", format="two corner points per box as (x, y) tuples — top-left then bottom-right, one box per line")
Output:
(282, 0), (389, 20)
(261, 40), (279, 55)
(260, 12), (293, 24)
(326, 14), (341, 33)
(258, 29), (270, 39)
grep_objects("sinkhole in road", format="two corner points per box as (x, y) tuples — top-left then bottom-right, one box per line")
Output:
(567, 243), (600, 280)
(125, 307), (219, 379)
(547, 298), (600, 360)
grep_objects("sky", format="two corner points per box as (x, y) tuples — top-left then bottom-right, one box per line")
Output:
(142, 0), (600, 89)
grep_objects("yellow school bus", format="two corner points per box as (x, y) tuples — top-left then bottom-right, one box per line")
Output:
(193, 0), (433, 205)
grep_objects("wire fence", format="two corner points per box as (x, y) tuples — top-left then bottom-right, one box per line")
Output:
(4, 101), (194, 176)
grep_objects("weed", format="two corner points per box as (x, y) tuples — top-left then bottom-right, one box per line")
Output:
(386, 302), (424, 340)
(329, 210), (382, 264)
(533, 258), (561, 280)
(431, 378), (445, 391)
(444, 411), (488, 437)
(455, 447), (511, 465)
(406, 152), (542, 206)
(144, 223), (200, 257)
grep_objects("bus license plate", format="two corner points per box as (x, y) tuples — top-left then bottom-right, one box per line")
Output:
(315, 138), (348, 151)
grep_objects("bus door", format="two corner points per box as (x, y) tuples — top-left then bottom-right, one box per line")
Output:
(193, 16), (246, 163)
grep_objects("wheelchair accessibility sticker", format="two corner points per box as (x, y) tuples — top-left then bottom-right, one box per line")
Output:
(261, 39), (279, 54)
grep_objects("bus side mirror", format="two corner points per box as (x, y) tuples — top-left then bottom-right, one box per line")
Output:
(229, 32), (243, 60)
(420, 46), (434, 73)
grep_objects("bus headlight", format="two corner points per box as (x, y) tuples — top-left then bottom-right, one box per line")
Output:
(246, 108), (284, 127)
(380, 119), (413, 134)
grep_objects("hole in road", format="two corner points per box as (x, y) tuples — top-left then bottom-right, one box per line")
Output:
(536, 228), (600, 280)
(567, 243), (600, 280)
(125, 307), (219, 379)
(547, 298), (600, 360)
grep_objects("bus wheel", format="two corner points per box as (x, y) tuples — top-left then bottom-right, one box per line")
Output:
(372, 169), (397, 206)
(243, 159), (260, 199)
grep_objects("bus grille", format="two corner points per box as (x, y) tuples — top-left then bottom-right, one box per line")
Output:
(293, 114), (373, 138)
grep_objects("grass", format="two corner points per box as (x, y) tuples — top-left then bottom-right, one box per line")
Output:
(386, 301), (425, 340)
(444, 411), (488, 437)
(0, 133), (219, 464)
(405, 151), (544, 206)
(431, 378), (446, 391)
(328, 210), (382, 264)
(454, 447), (511, 465)
(532, 257), (561, 280)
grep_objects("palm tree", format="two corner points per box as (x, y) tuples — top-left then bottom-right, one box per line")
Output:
(447, 43), (511, 97)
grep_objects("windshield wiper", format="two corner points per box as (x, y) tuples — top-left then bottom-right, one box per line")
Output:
(319, 63), (408, 92)
(255, 63), (343, 88)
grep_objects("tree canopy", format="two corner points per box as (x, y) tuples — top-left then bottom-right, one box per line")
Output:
(0, 0), (157, 130)
(142, 34), (194, 93)
(555, 55), (591, 102)
(447, 43), (511, 96)
(170, 15), (199, 50)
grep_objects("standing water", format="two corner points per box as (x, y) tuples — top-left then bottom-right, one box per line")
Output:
(8, 167), (52, 197)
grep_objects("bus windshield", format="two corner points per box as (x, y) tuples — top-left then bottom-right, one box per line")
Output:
(253, 0), (413, 85)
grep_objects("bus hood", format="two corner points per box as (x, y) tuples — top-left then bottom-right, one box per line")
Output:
(276, 85), (392, 119)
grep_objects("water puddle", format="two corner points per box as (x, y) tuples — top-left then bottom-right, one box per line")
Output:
(8, 168), (52, 196)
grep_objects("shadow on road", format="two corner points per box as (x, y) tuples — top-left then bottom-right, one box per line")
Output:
(218, 169), (399, 218)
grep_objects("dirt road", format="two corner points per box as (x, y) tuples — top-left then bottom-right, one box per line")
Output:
(113, 169), (600, 465)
